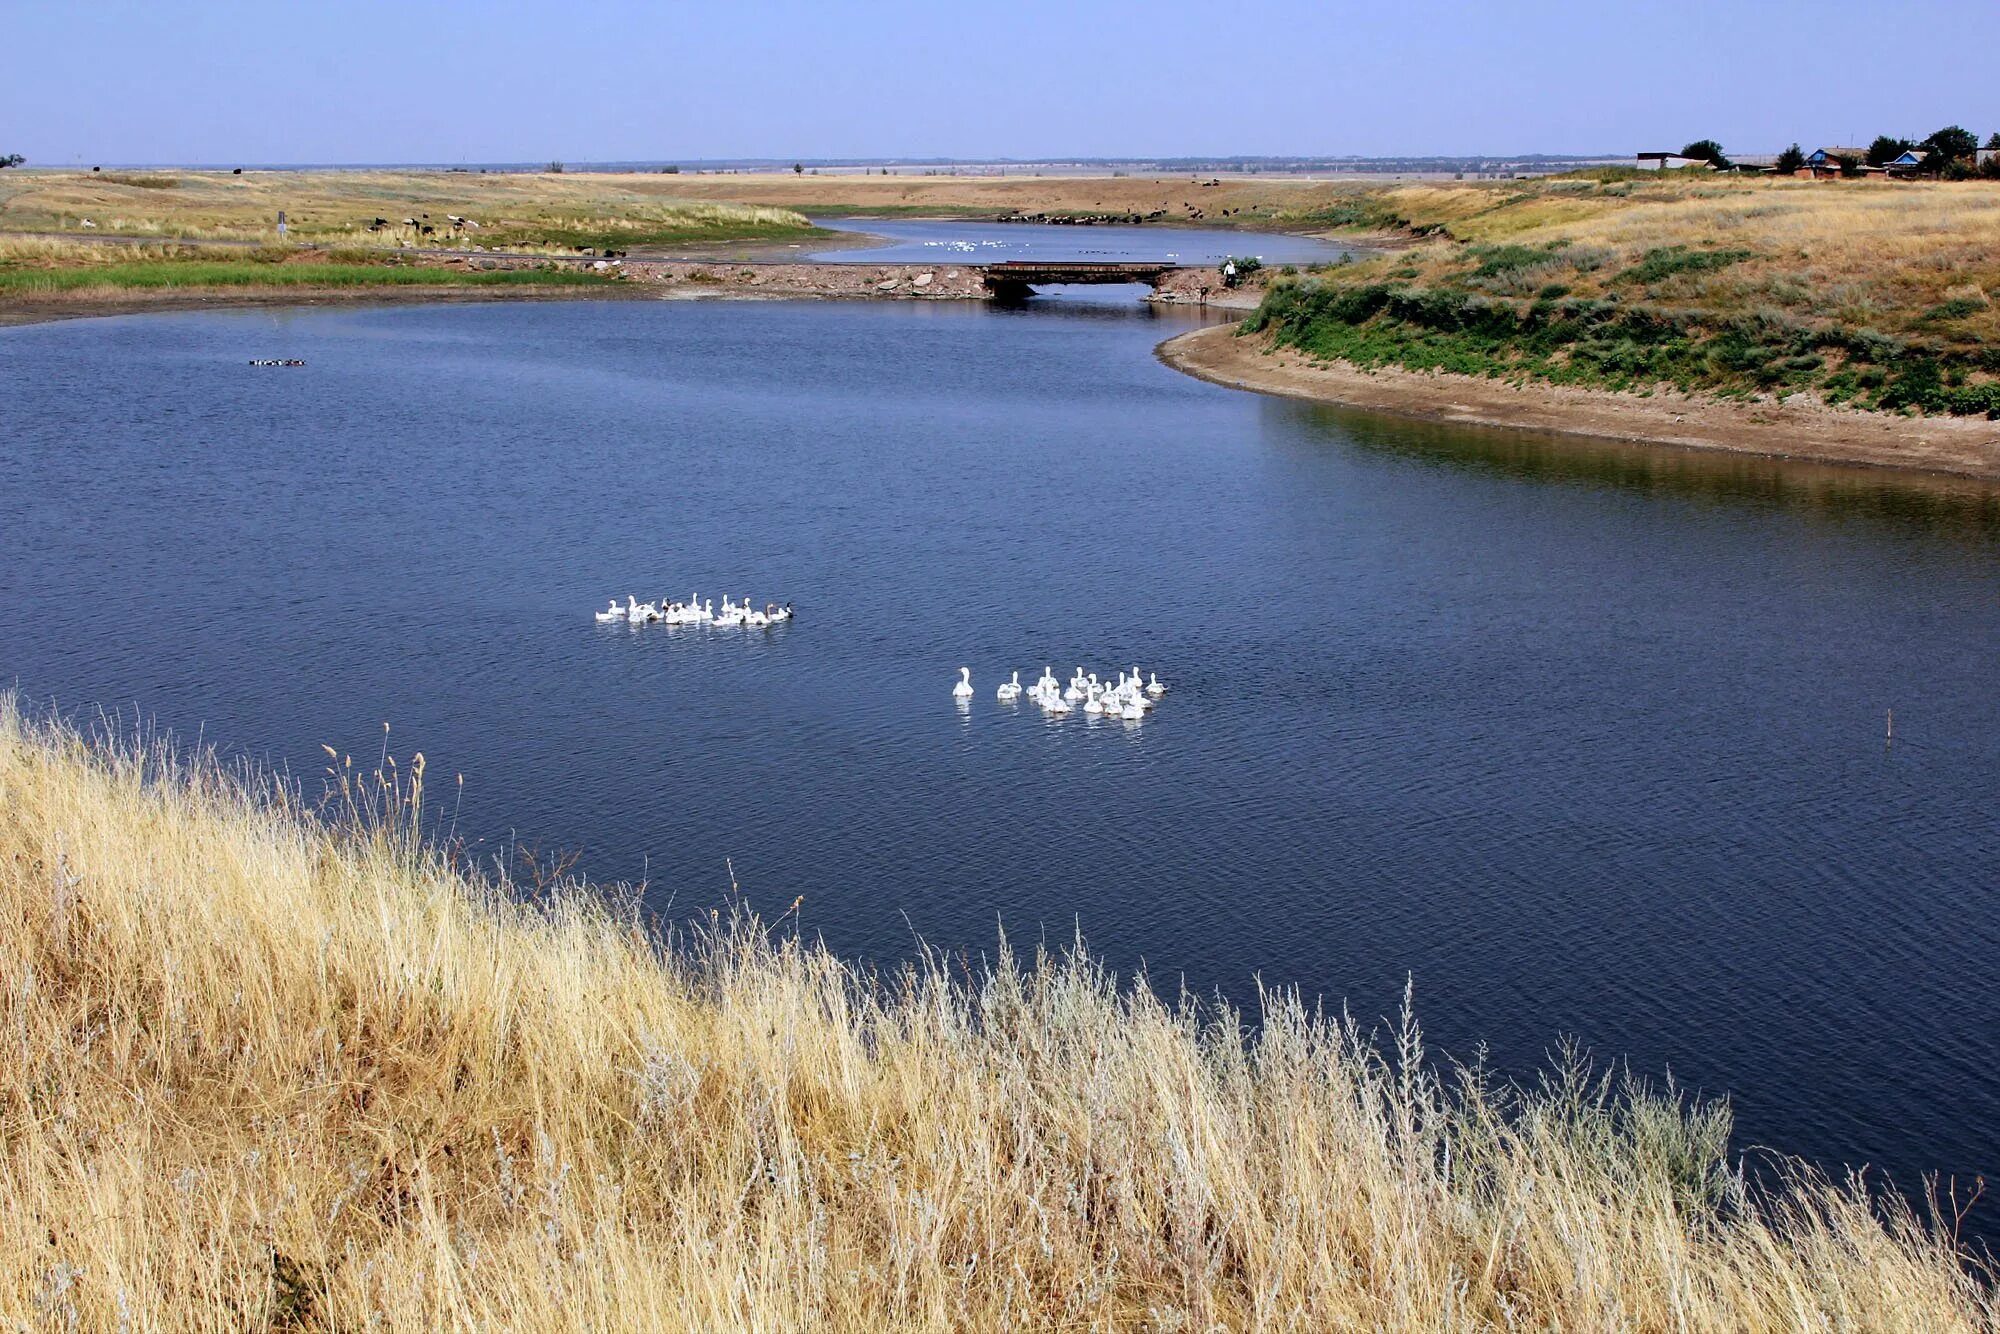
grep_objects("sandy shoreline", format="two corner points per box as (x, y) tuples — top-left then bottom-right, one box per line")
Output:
(1158, 324), (2000, 481)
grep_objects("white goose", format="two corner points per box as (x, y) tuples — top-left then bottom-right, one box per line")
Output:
(594, 599), (623, 622)
(1146, 671), (1166, 697)
(997, 671), (1022, 701)
(952, 667), (974, 699)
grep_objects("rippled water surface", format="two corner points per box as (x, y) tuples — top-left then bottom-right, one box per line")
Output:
(811, 216), (1352, 266)
(5, 298), (1999, 1217)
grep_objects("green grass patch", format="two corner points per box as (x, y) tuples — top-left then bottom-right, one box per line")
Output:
(1921, 296), (1986, 322)
(1464, 244), (1550, 279)
(1245, 279), (1998, 416)
(790, 204), (997, 219)
(1275, 199), (1414, 235)
(1614, 245), (1756, 285)
(94, 172), (182, 189)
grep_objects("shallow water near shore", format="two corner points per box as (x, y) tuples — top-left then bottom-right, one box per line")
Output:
(4, 297), (1999, 1230)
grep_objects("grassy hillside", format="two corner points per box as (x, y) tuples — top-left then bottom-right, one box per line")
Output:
(1243, 174), (2000, 416)
(0, 699), (1991, 1329)
(0, 170), (815, 250)
(0, 237), (624, 304)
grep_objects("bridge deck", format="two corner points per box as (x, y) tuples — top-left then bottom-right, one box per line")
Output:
(980, 260), (1181, 285)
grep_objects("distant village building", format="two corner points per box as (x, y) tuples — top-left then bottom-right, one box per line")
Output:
(1803, 147), (1882, 179)
(1884, 149), (1929, 178)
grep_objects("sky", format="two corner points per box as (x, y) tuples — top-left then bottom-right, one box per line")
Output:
(4, 0), (1995, 165)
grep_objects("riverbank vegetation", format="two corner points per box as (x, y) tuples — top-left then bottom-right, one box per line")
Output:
(1, 698), (1991, 1329)
(1241, 174), (2000, 417)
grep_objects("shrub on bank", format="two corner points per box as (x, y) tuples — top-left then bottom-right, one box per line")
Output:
(1245, 279), (2000, 415)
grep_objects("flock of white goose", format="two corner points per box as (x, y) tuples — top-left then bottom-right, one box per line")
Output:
(594, 599), (1172, 717)
(595, 595), (795, 627)
(956, 666), (1167, 720)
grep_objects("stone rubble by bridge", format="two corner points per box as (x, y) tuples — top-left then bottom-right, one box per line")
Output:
(432, 255), (1259, 306)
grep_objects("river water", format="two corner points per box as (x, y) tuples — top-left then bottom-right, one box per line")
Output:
(808, 217), (1350, 267)
(4, 296), (1998, 1222)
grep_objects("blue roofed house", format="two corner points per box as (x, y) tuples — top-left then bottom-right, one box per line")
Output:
(1885, 148), (1929, 178)
(1803, 146), (1881, 179)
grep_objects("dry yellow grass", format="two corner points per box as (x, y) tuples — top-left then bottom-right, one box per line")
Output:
(0, 170), (810, 249)
(0, 235), (194, 264)
(1291, 175), (2000, 344)
(1, 698), (1993, 1330)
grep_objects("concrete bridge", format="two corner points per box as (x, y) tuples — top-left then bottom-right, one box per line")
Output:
(980, 260), (1184, 299)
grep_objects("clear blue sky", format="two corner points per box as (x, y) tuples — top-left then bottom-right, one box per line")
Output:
(5, 0), (1994, 165)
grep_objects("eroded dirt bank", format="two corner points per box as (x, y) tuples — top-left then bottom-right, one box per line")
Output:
(1159, 324), (2000, 481)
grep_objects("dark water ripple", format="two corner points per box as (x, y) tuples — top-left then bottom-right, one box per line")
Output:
(3, 298), (1999, 1233)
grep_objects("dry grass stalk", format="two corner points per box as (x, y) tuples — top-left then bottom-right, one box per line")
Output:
(0, 698), (1991, 1330)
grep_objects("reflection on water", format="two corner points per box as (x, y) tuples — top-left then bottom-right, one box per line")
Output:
(1283, 398), (2000, 542)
